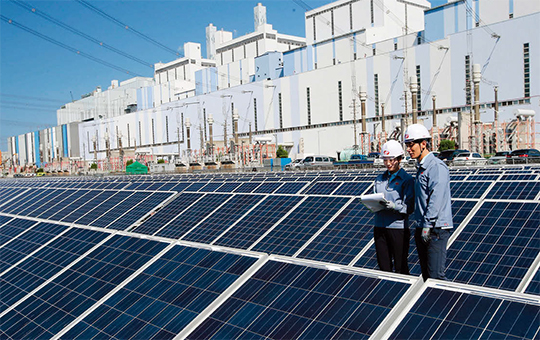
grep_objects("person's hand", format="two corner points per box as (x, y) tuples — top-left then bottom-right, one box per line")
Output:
(421, 227), (431, 243)
(379, 200), (396, 210)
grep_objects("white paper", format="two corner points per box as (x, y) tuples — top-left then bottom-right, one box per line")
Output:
(359, 193), (388, 212)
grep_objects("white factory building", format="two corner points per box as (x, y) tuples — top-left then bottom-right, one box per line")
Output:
(7, 0), (539, 170)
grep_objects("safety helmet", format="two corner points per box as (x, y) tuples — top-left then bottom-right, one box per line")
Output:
(403, 124), (431, 143)
(381, 140), (404, 159)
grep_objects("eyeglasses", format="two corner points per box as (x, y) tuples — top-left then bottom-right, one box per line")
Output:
(405, 141), (417, 148)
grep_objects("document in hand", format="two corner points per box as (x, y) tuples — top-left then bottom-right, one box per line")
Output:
(359, 193), (388, 212)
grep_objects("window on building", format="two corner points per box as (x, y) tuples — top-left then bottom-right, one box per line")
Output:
(313, 17), (316, 41)
(307, 88), (312, 125)
(279, 93), (283, 129)
(151, 119), (155, 144)
(254, 98), (258, 131)
(524, 43), (530, 97)
(127, 125), (130, 147)
(349, 3), (353, 30)
(338, 81), (343, 121)
(370, 0), (374, 24)
(139, 121), (142, 146)
(374, 74), (379, 116)
(331, 10), (334, 36)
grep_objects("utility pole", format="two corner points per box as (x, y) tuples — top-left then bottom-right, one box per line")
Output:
(494, 86), (499, 152)
(432, 94), (439, 150)
(350, 98), (359, 153)
(185, 117), (191, 162)
(208, 114), (214, 160)
(381, 103), (386, 145)
(359, 86), (368, 155)
(410, 76), (418, 124)
(118, 131), (124, 170)
(473, 63), (481, 153)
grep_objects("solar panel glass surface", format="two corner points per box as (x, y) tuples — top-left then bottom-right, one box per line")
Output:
(0, 228), (109, 312)
(90, 192), (151, 228)
(213, 195), (304, 249)
(187, 260), (410, 340)
(0, 222), (68, 273)
(75, 191), (133, 226)
(0, 218), (39, 246)
(333, 181), (372, 196)
(199, 182), (225, 192)
(446, 201), (540, 290)
(62, 246), (258, 340)
(232, 182), (261, 193)
(301, 181), (341, 195)
(252, 196), (350, 256)
(0, 235), (167, 340)
(4, 188), (56, 215)
(274, 181), (309, 194)
(184, 182), (208, 192)
(485, 181), (540, 200)
(182, 194), (264, 244)
(252, 182), (282, 193)
(215, 182), (242, 193)
(155, 194), (232, 239)
(389, 287), (540, 340)
(524, 269), (539, 295)
(297, 199), (375, 265)
(449, 181), (491, 199)
(60, 190), (116, 223)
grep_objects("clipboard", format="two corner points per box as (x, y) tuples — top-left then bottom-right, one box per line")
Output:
(359, 193), (388, 212)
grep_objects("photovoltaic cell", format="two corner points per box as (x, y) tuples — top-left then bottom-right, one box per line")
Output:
(297, 199), (375, 265)
(46, 189), (95, 221)
(301, 181), (342, 195)
(132, 193), (203, 236)
(446, 201), (540, 290)
(4, 189), (57, 215)
(252, 182), (282, 193)
(390, 287), (540, 340)
(467, 174), (500, 181)
(62, 246), (258, 340)
(199, 182), (225, 192)
(0, 215), (13, 228)
(0, 218), (39, 246)
(0, 222), (68, 273)
(184, 182), (208, 192)
(0, 188), (26, 208)
(274, 182), (309, 194)
(61, 190), (116, 223)
(485, 181), (540, 200)
(25, 189), (79, 218)
(233, 182), (261, 193)
(252, 196), (350, 256)
(0, 235), (167, 340)
(182, 194), (264, 244)
(501, 174), (538, 181)
(214, 195), (304, 249)
(333, 182), (372, 196)
(155, 194), (232, 239)
(170, 182), (192, 192)
(354, 200), (477, 275)
(0, 228), (109, 312)
(450, 181), (491, 199)
(90, 192), (152, 228)
(188, 260), (410, 340)
(215, 182), (242, 193)
(75, 191), (133, 226)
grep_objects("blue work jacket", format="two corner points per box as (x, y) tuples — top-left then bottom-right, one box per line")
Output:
(414, 153), (453, 229)
(373, 168), (415, 229)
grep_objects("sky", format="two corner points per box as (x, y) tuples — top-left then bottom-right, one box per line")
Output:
(0, 0), (446, 153)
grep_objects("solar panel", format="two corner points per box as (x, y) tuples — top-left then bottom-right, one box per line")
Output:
(252, 182), (282, 193)
(60, 190), (116, 223)
(184, 182), (208, 192)
(181, 194), (264, 244)
(25, 189), (79, 218)
(274, 181), (309, 194)
(187, 260), (410, 339)
(450, 181), (491, 199)
(251, 196), (350, 256)
(75, 191), (133, 226)
(170, 182), (192, 192)
(213, 196), (304, 249)
(301, 181), (342, 195)
(0, 227), (109, 312)
(89, 192), (154, 228)
(333, 181), (372, 196)
(449, 175), (468, 181)
(0, 218), (39, 247)
(446, 201), (539, 291)
(155, 194), (232, 239)
(0, 235), (167, 339)
(485, 181), (540, 201)
(389, 286), (540, 340)
(3, 189), (56, 215)
(215, 182), (242, 193)
(0, 222), (68, 273)
(0, 215), (14, 228)
(199, 182), (225, 192)
(467, 174), (500, 181)
(0, 188), (26, 208)
(132, 193), (203, 236)
(297, 199), (375, 265)
(232, 182), (261, 193)
(60, 246), (259, 340)
(46, 189), (95, 221)
(501, 174), (538, 181)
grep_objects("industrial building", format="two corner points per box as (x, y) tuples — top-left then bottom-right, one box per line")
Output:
(6, 0), (539, 172)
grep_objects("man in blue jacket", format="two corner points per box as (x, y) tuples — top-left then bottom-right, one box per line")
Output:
(404, 124), (453, 281)
(374, 140), (415, 274)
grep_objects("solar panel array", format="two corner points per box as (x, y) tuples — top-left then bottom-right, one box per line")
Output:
(1, 164), (539, 339)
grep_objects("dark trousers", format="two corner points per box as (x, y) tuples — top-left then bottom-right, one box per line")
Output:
(374, 227), (410, 275)
(415, 228), (451, 281)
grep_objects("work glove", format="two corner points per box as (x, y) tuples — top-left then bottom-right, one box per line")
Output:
(379, 200), (396, 210)
(421, 227), (431, 243)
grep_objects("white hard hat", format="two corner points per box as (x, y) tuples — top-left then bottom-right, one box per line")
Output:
(381, 140), (404, 159)
(403, 124), (431, 143)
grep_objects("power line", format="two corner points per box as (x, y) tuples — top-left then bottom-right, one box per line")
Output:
(76, 0), (180, 57)
(0, 15), (143, 76)
(11, 0), (154, 69)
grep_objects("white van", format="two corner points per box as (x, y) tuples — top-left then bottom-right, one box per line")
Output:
(297, 155), (334, 170)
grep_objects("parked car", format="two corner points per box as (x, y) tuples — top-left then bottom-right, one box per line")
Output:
(453, 152), (488, 166)
(400, 156), (417, 167)
(437, 149), (469, 164)
(488, 151), (510, 164)
(287, 155), (334, 170)
(367, 152), (384, 167)
(506, 149), (540, 164)
(285, 158), (303, 170)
